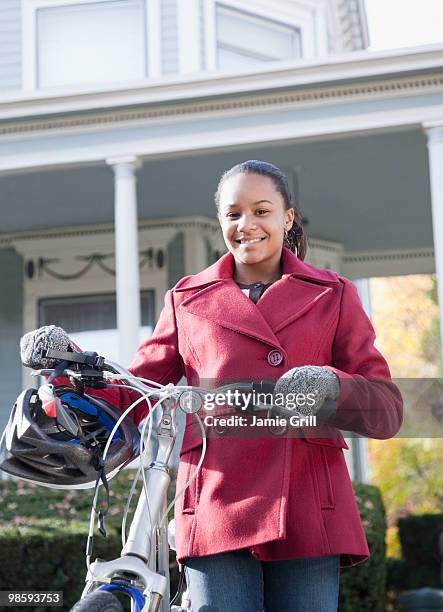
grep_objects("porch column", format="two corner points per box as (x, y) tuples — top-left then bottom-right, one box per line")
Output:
(106, 155), (142, 366)
(425, 125), (443, 361)
(351, 279), (371, 483)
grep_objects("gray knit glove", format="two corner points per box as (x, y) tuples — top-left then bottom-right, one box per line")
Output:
(274, 366), (340, 417)
(20, 325), (75, 369)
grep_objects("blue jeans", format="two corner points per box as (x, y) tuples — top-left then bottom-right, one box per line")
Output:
(184, 549), (340, 611)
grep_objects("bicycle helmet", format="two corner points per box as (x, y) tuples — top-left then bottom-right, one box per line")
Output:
(0, 386), (140, 489)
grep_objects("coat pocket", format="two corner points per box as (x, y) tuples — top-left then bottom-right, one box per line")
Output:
(306, 443), (335, 510)
(302, 423), (349, 450)
(178, 434), (204, 515)
(303, 436), (349, 450)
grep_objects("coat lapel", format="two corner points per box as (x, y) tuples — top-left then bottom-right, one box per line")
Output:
(179, 279), (281, 348)
(256, 276), (333, 334)
(175, 249), (339, 348)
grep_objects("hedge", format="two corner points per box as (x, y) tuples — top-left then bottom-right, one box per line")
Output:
(387, 514), (443, 592)
(0, 471), (179, 611)
(339, 483), (387, 612)
(0, 476), (387, 611)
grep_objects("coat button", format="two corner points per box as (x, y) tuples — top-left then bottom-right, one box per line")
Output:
(214, 423), (227, 436)
(267, 350), (283, 366)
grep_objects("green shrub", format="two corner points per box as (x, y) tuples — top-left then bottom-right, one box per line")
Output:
(339, 483), (387, 612)
(0, 477), (387, 610)
(387, 514), (443, 591)
(0, 519), (123, 611)
(0, 471), (180, 611)
(398, 514), (443, 589)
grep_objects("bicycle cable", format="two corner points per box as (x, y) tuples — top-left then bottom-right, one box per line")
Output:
(85, 383), (159, 570)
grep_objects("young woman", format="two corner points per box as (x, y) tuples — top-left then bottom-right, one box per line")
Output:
(123, 160), (403, 611)
(17, 160), (402, 611)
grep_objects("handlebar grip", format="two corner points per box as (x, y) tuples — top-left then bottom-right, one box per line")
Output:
(251, 380), (276, 394)
(316, 398), (337, 423)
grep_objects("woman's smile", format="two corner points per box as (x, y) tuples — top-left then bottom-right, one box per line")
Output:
(235, 236), (267, 246)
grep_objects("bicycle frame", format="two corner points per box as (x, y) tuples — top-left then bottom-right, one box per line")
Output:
(78, 362), (197, 612)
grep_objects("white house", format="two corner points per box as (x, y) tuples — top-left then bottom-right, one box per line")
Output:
(1, 0), (443, 481)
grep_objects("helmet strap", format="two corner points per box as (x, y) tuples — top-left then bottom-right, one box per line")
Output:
(91, 454), (110, 538)
(47, 360), (71, 384)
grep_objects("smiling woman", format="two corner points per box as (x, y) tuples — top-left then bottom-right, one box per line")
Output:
(155, 160), (400, 609)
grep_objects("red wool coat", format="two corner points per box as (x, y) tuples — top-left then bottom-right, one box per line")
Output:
(115, 248), (402, 568)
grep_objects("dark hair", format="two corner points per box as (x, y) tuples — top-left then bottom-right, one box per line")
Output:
(214, 160), (307, 260)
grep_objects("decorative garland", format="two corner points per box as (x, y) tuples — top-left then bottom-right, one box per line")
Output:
(25, 249), (165, 280)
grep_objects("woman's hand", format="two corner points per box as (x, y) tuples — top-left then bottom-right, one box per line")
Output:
(20, 325), (76, 369)
(274, 365), (340, 417)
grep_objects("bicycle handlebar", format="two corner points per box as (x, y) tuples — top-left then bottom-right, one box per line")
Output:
(32, 362), (336, 422)
(31, 351), (339, 422)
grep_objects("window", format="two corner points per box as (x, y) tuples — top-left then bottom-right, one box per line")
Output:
(216, 4), (302, 71)
(25, 0), (151, 89)
(39, 291), (155, 363)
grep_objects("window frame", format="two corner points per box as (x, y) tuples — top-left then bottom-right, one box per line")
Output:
(216, 4), (302, 68)
(37, 289), (156, 382)
(203, 0), (325, 72)
(38, 289), (156, 332)
(22, 0), (161, 92)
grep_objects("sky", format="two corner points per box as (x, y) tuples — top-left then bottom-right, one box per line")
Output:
(365, 0), (443, 51)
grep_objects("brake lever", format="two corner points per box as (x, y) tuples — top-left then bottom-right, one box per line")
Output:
(30, 368), (92, 380)
(31, 367), (106, 389)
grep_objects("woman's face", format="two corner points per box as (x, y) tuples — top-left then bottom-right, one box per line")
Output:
(218, 172), (294, 270)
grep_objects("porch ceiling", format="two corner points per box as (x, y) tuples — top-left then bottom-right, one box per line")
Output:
(0, 127), (432, 253)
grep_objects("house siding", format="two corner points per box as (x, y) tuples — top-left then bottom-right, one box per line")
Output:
(0, 0), (21, 92)
(161, 0), (179, 75)
(199, 0), (206, 71)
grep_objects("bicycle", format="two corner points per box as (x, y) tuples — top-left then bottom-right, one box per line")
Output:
(6, 349), (315, 612)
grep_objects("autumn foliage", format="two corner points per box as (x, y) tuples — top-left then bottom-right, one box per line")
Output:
(368, 275), (443, 556)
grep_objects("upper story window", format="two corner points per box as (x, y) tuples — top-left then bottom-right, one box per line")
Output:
(215, 4), (302, 71)
(37, 0), (145, 88)
(23, 0), (160, 90)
